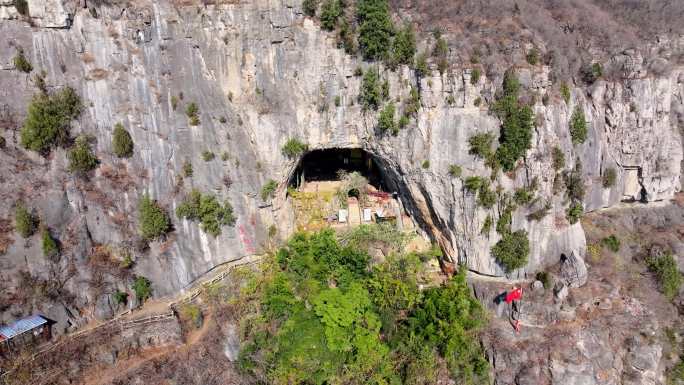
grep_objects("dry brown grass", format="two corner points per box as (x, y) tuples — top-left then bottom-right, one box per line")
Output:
(81, 52), (96, 64)
(0, 218), (14, 255)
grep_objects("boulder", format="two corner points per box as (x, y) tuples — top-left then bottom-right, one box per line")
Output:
(560, 250), (588, 288)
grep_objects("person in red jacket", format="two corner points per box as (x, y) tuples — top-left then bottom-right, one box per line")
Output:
(505, 286), (523, 333)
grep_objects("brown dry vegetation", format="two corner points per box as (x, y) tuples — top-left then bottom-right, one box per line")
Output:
(392, 0), (684, 79)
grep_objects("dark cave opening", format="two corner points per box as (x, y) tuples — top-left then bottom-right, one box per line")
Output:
(288, 148), (387, 190)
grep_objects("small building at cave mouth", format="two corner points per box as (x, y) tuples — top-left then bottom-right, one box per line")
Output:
(0, 315), (51, 355)
(288, 148), (418, 232)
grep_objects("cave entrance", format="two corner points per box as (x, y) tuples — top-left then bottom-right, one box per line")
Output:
(287, 148), (416, 233)
(289, 148), (385, 190)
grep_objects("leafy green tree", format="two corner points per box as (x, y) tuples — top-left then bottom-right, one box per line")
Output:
(464, 176), (483, 192)
(132, 276), (152, 303)
(448, 164), (462, 178)
(67, 135), (98, 174)
(359, 68), (382, 110)
(414, 52), (428, 77)
(468, 132), (494, 159)
(566, 202), (583, 224)
(15, 204), (37, 238)
(492, 229), (530, 272)
(493, 71), (534, 171)
(282, 138), (308, 158)
(303, 0), (317, 16)
(391, 24), (416, 66)
(377, 102), (396, 134)
(320, 0), (342, 30)
(138, 194), (171, 240)
(20, 87), (82, 154)
(41, 229), (59, 259)
(569, 105), (587, 144)
(176, 190), (236, 236)
(356, 0), (394, 61)
(112, 123), (134, 158)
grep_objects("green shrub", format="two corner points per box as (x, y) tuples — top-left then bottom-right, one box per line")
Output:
(0, 136), (5, 149)
(15, 204), (37, 238)
(238, 229), (489, 384)
(560, 82), (571, 104)
(493, 71), (534, 171)
(566, 202), (583, 224)
(356, 0), (394, 61)
(391, 24), (416, 66)
(303, 0), (317, 16)
(421, 160), (430, 169)
(186, 102), (200, 126)
(414, 52), (429, 77)
(113, 290), (128, 305)
(15, 0), (28, 15)
(448, 164), (462, 178)
(334, 95), (341, 107)
(182, 161), (193, 177)
(552, 146), (565, 170)
(13, 49), (32, 73)
(474, 97), (482, 107)
(601, 235), (620, 252)
(320, 0), (342, 30)
(468, 132), (494, 159)
(138, 194), (171, 240)
(171, 95), (179, 111)
(602, 167), (617, 188)
(564, 160), (585, 201)
(261, 179), (278, 201)
(377, 103), (397, 135)
(41, 229), (59, 258)
(398, 114), (409, 129)
(569, 106), (587, 144)
(535, 271), (553, 289)
(492, 230), (530, 272)
(20, 87), (82, 154)
(513, 186), (534, 206)
(67, 135), (98, 174)
(470, 68), (481, 85)
(481, 214), (492, 235)
(132, 276), (152, 303)
(477, 182), (497, 208)
(282, 138), (308, 158)
(526, 49), (539, 65)
(433, 37), (448, 58)
(647, 252), (682, 300)
(112, 123), (134, 158)
(404, 86), (421, 117)
(496, 204), (513, 234)
(464, 176), (483, 192)
(176, 190), (236, 237)
(668, 357), (684, 385)
(359, 68), (382, 111)
(202, 150), (215, 161)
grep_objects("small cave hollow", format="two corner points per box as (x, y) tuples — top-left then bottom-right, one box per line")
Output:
(286, 148), (421, 233)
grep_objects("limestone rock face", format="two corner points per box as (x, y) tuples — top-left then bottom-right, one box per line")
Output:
(560, 250), (588, 288)
(0, 0), (681, 332)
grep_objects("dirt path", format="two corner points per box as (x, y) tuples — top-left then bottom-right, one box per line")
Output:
(83, 310), (215, 385)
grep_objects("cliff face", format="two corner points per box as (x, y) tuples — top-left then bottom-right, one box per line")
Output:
(0, 0), (682, 330)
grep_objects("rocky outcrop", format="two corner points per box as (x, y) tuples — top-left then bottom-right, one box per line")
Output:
(0, 0), (681, 335)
